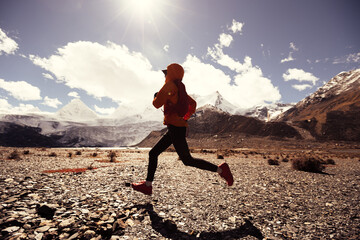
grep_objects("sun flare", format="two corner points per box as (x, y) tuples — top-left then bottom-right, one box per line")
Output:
(129, 0), (157, 15)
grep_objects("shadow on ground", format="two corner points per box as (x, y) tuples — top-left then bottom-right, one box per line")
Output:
(132, 203), (264, 240)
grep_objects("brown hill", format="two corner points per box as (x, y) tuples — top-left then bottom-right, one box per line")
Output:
(137, 106), (302, 148)
(277, 69), (360, 141)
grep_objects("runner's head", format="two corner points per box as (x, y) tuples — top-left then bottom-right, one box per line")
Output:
(162, 63), (184, 82)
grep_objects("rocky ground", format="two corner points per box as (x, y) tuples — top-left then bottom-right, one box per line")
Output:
(0, 145), (359, 239)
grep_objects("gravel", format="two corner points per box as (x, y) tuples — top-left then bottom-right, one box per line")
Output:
(0, 147), (359, 239)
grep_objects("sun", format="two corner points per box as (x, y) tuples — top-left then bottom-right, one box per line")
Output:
(129, 0), (157, 15)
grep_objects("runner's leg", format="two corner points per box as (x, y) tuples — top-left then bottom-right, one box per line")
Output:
(146, 129), (172, 182)
(168, 125), (218, 172)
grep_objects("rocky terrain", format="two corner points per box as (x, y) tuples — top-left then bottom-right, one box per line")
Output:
(277, 69), (360, 141)
(1, 145), (359, 239)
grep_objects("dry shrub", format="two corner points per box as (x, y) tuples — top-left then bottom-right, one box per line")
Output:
(292, 157), (325, 173)
(326, 159), (336, 165)
(8, 150), (21, 160)
(109, 151), (117, 162)
(75, 150), (82, 156)
(282, 158), (289, 162)
(87, 162), (95, 170)
(92, 152), (98, 157)
(217, 154), (224, 159)
(268, 159), (279, 165)
(49, 152), (57, 157)
(68, 152), (72, 158)
(23, 150), (30, 155)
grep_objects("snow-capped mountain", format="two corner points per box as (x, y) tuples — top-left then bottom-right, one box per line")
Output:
(192, 91), (239, 114)
(294, 69), (360, 111)
(56, 99), (98, 122)
(243, 103), (294, 122)
(111, 104), (163, 124)
(278, 69), (360, 122)
(277, 69), (360, 141)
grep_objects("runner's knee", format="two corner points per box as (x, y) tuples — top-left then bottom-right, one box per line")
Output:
(149, 148), (159, 160)
(181, 155), (194, 166)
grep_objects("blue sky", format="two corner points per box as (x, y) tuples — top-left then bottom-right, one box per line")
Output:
(0, 0), (359, 115)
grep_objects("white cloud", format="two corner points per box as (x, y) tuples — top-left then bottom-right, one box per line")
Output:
(290, 42), (299, 51)
(163, 44), (169, 52)
(281, 42), (299, 63)
(280, 52), (295, 63)
(283, 68), (319, 85)
(0, 28), (18, 55)
(0, 98), (12, 111)
(333, 52), (360, 64)
(207, 43), (252, 73)
(292, 84), (312, 91)
(14, 104), (41, 113)
(94, 105), (116, 115)
(0, 78), (42, 101)
(29, 41), (163, 110)
(229, 19), (244, 34)
(42, 73), (54, 80)
(183, 55), (281, 109)
(203, 21), (281, 108)
(28, 24), (280, 112)
(68, 91), (80, 98)
(42, 96), (62, 108)
(219, 33), (233, 48)
(0, 98), (41, 114)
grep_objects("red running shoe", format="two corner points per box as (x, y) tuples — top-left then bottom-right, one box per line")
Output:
(219, 162), (234, 186)
(131, 181), (152, 195)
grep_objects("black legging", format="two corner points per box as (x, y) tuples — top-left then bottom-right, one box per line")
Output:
(146, 124), (218, 182)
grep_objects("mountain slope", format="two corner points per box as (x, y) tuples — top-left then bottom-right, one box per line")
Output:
(193, 91), (239, 114)
(137, 106), (302, 147)
(277, 69), (360, 140)
(56, 99), (98, 122)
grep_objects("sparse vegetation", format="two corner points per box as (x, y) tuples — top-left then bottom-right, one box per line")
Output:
(292, 157), (325, 173)
(268, 159), (279, 165)
(8, 150), (21, 160)
(326, 158), (336, 165)
(49, 152), (57, 157)
(109, 151), (117, 162)
(68, 152), (72, 158)
(92, 152), (98, 157)
(87, 162), (95, 170)
(75, 150), (82, 156)
(217, 154), (224, 159)
(23, 150), (30, 155)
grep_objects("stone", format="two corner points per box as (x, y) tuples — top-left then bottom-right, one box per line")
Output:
(68, 232), (79, 240)
(83, 229), (96, 239)
(59, 218), (75, 228)
(36, 204), (56, 219)
(35, 225), (51, 233)
(35, 233), (44, 240)
(2, 226), (20, 233)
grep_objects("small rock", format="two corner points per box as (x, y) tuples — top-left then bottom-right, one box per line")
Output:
(59, 218), (75, 228)
(36, 204), (56, 219)
(83, 230), (96, 239)
(68, 232), (79, 240)
(3, 226), (20, 233)
(35, 225), (51, 233)
(35, 233), (44, 240)
(125, 218), (135, 227)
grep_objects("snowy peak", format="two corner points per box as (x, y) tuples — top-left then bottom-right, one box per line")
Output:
(280, 69), (360, 119)
(56, 99), (98, 122)
(193, 91), (238, 114)
(244, 103), (294, 122)
(298, 69), (360, 108)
